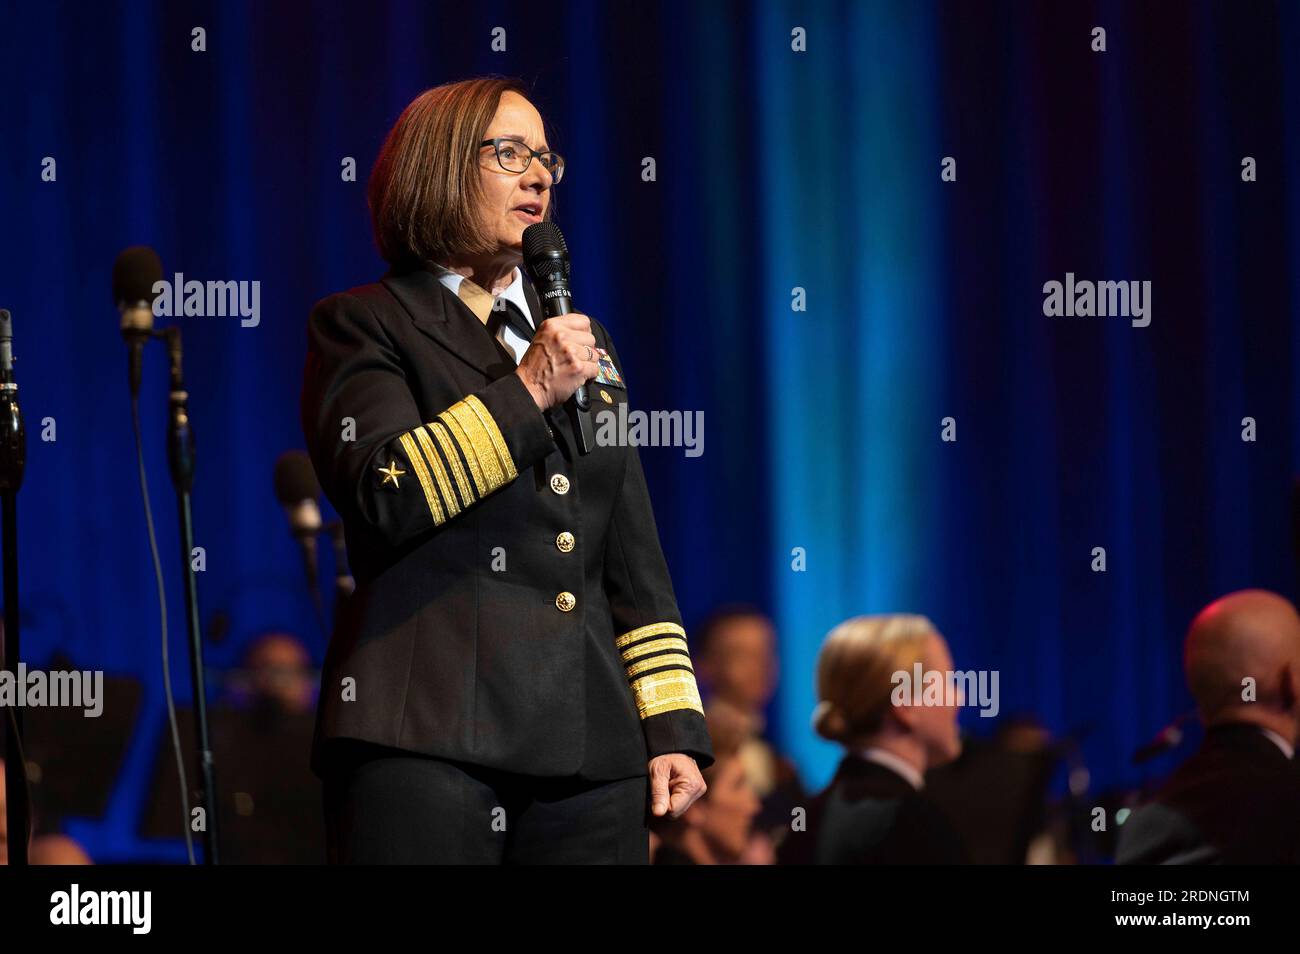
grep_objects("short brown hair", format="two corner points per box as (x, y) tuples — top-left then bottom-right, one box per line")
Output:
(368, 76), (554, 269)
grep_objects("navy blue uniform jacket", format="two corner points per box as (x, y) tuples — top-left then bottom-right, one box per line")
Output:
(301, 267), (713, 781)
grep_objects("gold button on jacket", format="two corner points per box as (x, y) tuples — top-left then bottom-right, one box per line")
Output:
(555, 591), (577, 612)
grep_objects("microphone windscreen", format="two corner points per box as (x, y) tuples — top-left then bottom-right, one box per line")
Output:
(112, 246), (163, 306)
(522, 221), (570, 282)
(274, 451), (321, 506)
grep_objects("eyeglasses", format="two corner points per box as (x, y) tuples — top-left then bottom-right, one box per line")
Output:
(479, 137), (565, 184)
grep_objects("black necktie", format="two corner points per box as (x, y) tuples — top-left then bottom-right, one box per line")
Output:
(490, 298), (535, 343)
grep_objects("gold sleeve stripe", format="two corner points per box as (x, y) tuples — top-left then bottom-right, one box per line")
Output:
(442, 400), (507, 491)
(400, 395), (520, 527)
(397, 433), (445, 526)
(436, 410), (493, 494)
(464, 394), (518, 482)
(615, 621), (687, 650)
(417, 424), (471, 510)
(625, 652), (694, 679)
(629, 669), (705, 719)
(431, 418), (487, 498)
(412, 426), (460, 519)
(620, 636), (690, 665)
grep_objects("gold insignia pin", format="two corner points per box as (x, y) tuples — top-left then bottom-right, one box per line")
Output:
(377, 459), (407, 489)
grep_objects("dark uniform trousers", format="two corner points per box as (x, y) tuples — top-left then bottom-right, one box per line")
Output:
(301, 267), (713, 863)
(322, 741), (649, 864)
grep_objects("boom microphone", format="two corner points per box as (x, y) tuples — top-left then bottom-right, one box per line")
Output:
(522, 221), (596, 454)
(113, 246), (163, 398)
(1132, 711), (1194, 765)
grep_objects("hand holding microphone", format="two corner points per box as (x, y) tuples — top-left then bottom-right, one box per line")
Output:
(521, 220), (598, 453)
(514, 313), (600, 411)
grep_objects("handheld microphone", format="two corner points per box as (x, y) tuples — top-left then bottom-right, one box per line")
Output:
(113, 246), (163, 398)
(522, 222), (596, 455)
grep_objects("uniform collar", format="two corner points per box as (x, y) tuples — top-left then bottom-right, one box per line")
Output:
(1258, 726), (1295, 760)
(1205, 721), (1296, 761)
(382, 267), (512, 380)
(855, 746), (925, 790)
(428, 264), (537, 330)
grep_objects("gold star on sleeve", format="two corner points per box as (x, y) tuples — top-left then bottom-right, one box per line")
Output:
(377, 459), (406, 489)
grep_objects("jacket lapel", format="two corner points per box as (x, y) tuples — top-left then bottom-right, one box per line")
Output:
(382, 268), (514, 380)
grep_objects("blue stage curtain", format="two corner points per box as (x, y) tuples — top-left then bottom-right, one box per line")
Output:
(1, 0), (1298, 859)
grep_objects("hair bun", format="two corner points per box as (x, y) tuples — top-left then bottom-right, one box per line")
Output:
(812, 700), (849, 742)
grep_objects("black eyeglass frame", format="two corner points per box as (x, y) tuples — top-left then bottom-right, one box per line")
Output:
(478, 137), (565, 182)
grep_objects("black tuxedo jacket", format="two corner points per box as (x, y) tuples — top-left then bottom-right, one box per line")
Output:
(1116, 722), (1300, 864)
(300, 267), (713, 781)
(777, 755), (968, 865)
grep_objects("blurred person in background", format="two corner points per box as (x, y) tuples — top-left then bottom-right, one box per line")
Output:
(220, 631), (322, 864)
(141, 631), (324, 863)
(241, 631), (315, 719)
(0, 758), (91, 865)
(696, 606), (805, 843)
(1117, 589), (1300, 864)
(29, 834), (92, 865)
(779, 613), (967, 865)
(651, 704), (765, 864)
(923, 714), (1066, 864)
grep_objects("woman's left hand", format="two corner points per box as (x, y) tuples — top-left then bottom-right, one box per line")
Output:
(647, 753), (707, 818)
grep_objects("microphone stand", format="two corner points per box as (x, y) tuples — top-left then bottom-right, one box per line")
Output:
(0, 309), (28, 866)
(291, 526), (327, 640)
(324, 519), (354, 595)
(325, 520), (354, 639)
(162, 327), (220, 864)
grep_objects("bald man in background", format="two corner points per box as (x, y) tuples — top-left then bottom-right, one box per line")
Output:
(1117, 589), (1300, 864)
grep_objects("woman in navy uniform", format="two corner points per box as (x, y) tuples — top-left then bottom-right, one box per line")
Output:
(301, 77), (713, 863)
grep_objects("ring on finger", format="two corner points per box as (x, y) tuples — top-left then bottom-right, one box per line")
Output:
(584, 345), (593, 361)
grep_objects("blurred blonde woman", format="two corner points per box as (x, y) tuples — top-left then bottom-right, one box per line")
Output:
(778, 614), (968, 864)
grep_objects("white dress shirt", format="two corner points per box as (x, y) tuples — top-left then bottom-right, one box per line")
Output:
(429, 263), (536, 364)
